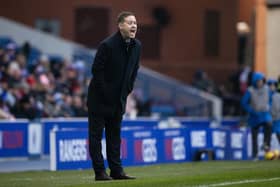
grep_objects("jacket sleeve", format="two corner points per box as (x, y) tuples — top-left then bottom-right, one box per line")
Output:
(92, 43), (110, 95)
(269, 90), (273, 108)
(128, 46), (141, 93)
(129, 63), (139, 93)
(271, 95), (277, 119)
(241, 90), (255, 114)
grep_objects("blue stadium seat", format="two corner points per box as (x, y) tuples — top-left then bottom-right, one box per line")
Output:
(48, 54), (64, 63)
(27, 47), (41, 65)
(151, 105), (176, 117)
(0, 36), (15, 48)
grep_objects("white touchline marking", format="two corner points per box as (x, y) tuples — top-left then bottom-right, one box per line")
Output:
(196, 177), (280, 187)
(12, 178), (33, 181)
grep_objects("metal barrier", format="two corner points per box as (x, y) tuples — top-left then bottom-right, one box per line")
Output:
(135, 67), (222, 120)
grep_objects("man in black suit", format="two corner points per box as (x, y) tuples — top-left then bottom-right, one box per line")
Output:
(87, 11), (141, 181)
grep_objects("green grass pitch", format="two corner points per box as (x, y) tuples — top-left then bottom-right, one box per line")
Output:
(0, 161), (280, 187)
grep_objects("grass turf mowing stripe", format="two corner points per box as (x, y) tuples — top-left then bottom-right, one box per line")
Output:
(0, 161), (280, 187)
(196, 177), (280, 187)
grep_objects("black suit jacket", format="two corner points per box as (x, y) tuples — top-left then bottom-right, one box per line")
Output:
(87, 31), (141, 117)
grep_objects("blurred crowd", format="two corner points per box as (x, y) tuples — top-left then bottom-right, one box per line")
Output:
(0, 41), (88, 120)
(0, 41), (151, 120)
(191, 65), (280, 116)
(1, 40), (280, 120)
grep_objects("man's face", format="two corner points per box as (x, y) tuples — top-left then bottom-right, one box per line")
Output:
(118, 15), (137, 39)
(269, 84), (276, 91)
(256, 79), (264, 88)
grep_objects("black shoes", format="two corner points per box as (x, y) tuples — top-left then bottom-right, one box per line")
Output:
(261, 144), (270, 152)
(95, 171), (113, 181)
(95, 171), (136, 181)
(110, 172), (136, 180)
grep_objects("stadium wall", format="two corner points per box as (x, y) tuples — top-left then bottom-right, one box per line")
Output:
(0, 0), (238, 84)
(266, 6), (280, 79)
(0, 17), (95, 59)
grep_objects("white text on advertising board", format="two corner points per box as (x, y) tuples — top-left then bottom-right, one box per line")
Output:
(172, 137), (186, 160)
(142, 138), (157, 162)
(59, 139), (87, 162)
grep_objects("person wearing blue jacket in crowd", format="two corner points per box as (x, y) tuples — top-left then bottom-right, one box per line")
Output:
(241, 72), (272, 160)
(268, 79), (280, 144)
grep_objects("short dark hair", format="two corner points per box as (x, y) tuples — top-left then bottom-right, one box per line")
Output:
(117, 11), (135, 23)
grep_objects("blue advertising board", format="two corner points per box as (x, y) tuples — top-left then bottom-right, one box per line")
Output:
(179, 118), (210, 128)
(158, 128), (190, 163)
(122, 129), (160, 166)
(187, 127), (213, 161)
(1, 118), (279, 164)
(42, 119), (88, 155)
(50, 127), (192, 170)
(51, 126), (253, 171)
(42, 118), (158, 155)
(0, 120), (29, 157)
(50, 129), (91, 170)
(227, 129), (249, 160)
(209, 128), (229, 160)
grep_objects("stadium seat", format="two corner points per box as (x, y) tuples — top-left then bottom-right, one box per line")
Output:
(0, 36), (15, 48)
(151, 105), (176, 117)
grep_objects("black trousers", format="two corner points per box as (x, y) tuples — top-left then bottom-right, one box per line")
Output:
(251, 122), (272, 158)
(277, 134), (280, 144)
(88, 113), (123, 174)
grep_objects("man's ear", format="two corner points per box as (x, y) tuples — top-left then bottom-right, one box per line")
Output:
(118, 22), (123, 30)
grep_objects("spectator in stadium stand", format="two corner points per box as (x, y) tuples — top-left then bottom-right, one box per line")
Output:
(0, 45), (12, 73)
(0, 46), (5, 70)
(133, 88), (151, 116)
(5, 43), (17, 62)
(192, 69), (219, 96)
(87, 11), (141, 181)
(21, 41), (31, 60)
(238, 65), (252, 95)
(0, 98), (14, 120)
(268, 79), (280, 144)
(125, 92), (137, 118)
(10, 95), (38, 120)
(0, 108), (14, 119)
(277, 75), (280, 92)
(72, 94), (87, 117)
(241, 72), (272, 161)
